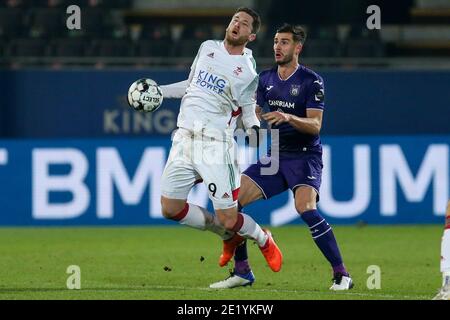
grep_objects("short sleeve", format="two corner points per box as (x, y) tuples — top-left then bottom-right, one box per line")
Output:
(306, 75), (325, 110)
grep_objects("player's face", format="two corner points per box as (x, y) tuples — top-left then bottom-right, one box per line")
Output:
(225, 12), (256, 46)
(273, 32), (301, 65)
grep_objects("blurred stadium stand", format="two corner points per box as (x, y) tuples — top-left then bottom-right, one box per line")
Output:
(0, 0), (449, 69)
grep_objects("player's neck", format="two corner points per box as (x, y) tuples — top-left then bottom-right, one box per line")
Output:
(277, 62), (299, 80)
(223, 40), (245, 55)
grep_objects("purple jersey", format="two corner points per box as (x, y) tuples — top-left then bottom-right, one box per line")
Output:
(257, 65), (325, 154)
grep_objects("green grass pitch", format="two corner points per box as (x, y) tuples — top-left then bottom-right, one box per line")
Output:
(0, 225), (443, 300)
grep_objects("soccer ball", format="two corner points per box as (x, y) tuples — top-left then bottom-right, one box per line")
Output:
(127, 78), (163, 112)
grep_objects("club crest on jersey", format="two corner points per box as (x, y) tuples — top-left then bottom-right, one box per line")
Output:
(290, 85), (301, 96)
(233, 66), (243, 76)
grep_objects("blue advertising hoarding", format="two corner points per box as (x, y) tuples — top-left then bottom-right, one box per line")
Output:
(1, 69), (450, 137)
(0, 135), (448, 226)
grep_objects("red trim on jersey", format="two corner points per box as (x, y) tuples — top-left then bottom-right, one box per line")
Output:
(231, 107), (242, 117)
(445, 216), (450, 229)
(232, 187), (240, 201)
(171, 203), (189, 221)
(227, 107), (242, 125)
(231, 213), (244, 232)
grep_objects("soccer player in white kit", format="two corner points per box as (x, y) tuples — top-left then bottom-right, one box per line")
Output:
(159, 7), (283, 274)
(434, 200), (450, 299)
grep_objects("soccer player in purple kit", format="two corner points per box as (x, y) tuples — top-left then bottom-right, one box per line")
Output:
(210, 24), (353, 290)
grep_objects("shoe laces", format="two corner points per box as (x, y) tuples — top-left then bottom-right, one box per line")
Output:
(225, 269), (235, 280)
(332, 273), (343, 285)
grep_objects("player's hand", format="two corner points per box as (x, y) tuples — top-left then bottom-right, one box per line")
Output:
(262, 111), (291, 126)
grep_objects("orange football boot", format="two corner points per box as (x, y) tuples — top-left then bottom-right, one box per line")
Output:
(259, 229), (283, 272)
(219, 233), (245, 267)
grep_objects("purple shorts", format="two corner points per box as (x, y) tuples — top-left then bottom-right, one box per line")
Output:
(242, 150), (323, 201)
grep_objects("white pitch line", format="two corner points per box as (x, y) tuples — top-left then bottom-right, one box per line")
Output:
(0, 285), (431, 300)
(147, 285), (431, 300)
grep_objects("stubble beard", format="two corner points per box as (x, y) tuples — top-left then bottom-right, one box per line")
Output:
(225, 30), (248, 46)
(276, 53), (294, 66)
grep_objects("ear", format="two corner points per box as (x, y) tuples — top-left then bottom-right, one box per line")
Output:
(248, 33), (256, 42)
(296, 43), (303, 55)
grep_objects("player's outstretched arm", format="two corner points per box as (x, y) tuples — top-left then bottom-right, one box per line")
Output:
(160, 80), (189, 99)
(160, 64), (196, 99)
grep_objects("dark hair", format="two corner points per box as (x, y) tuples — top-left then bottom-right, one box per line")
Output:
(235, 7), (261, 34)
(276, 23), (307, 45)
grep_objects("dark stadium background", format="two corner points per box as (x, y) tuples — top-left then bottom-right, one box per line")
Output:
(0, 0), (449, 300)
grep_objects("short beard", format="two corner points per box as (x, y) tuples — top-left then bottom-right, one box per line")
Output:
(225, 31), (248, 46)
(276, 54), (294, 66)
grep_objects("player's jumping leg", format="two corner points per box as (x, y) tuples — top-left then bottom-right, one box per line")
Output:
(209, 206), (255, 289)
(210, 176), (264, 288)
(160, 129), (235, 241)
(433, 200), (450, 300)
(215, 204), (282, 273)
(295, 186), (353, 291)
(161, 196), (233, 240)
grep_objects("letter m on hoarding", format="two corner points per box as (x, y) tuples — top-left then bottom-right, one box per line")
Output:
(380, 144), (449, 216)
(96, 148), (165, 219)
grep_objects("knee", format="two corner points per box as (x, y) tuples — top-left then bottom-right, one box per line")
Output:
(217, 213), (239, 231)
(160, 197), (185, 219)
(296, 201), (316, 215)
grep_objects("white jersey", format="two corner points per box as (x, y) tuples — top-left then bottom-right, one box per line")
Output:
(177, 40), (259, 141)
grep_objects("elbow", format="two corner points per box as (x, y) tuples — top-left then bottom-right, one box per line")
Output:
(312, 122), (321, 136)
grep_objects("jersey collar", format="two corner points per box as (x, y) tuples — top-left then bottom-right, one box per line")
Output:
(277, 64), (300, 81)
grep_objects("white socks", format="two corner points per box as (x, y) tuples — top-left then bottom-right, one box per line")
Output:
(236, 213), (268, 247)
(176, 203), (232, 240)
(173, 204), (267, 245)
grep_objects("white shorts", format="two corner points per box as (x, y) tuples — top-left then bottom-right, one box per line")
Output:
(161, 128), (241, 210)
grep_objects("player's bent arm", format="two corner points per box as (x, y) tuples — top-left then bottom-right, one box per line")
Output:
(287, 109), (323, 135)
(262, 109), (323, 135)
(241, 102), (260, 130)
(239, 76), (260, 129)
